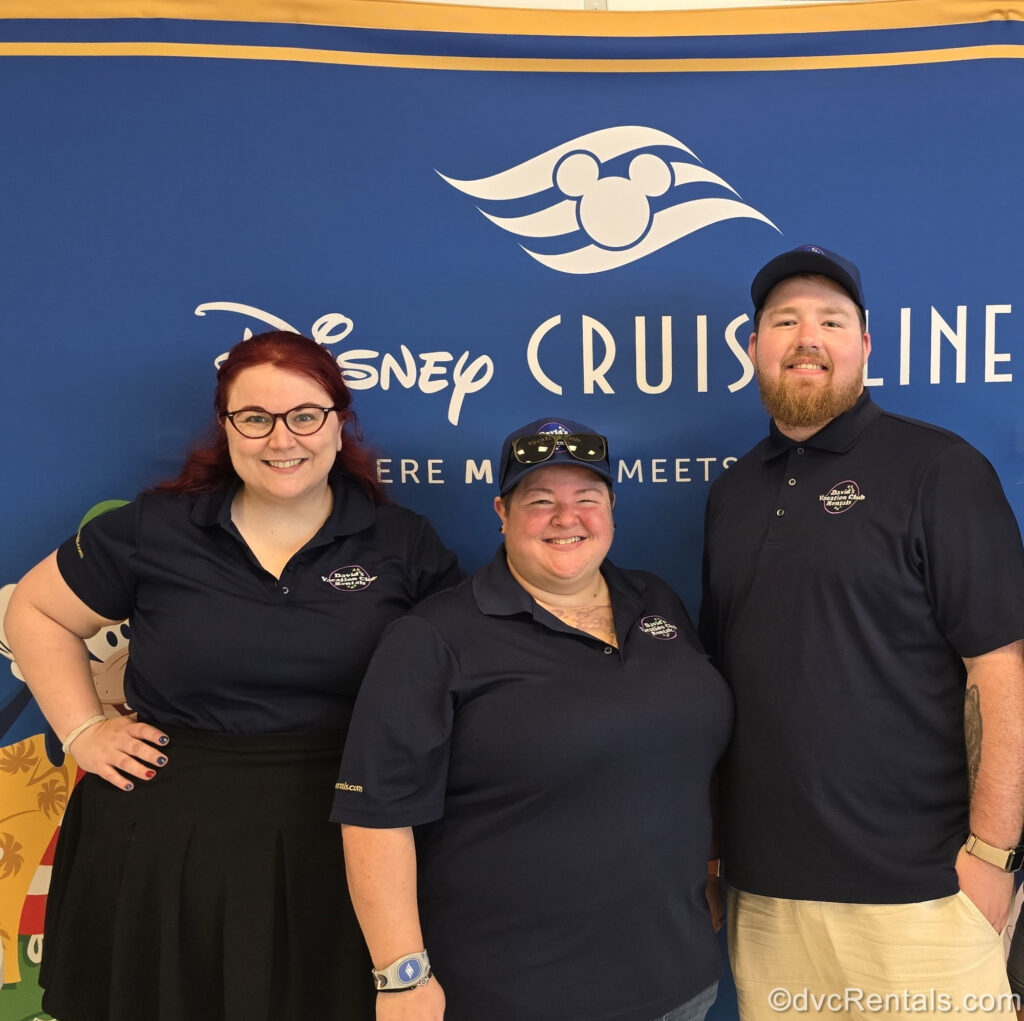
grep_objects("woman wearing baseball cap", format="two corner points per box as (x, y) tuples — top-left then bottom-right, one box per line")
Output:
(333, 417), (733, 1021)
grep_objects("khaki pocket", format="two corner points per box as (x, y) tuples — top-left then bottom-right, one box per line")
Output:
(955, 889), (1004, 936)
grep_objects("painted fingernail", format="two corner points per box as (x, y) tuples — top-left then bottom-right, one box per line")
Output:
(124, 782), (134, 792)
(145, 770), (156, 779)
(157, 735), (169, 745)
(156, 756), (167, 766)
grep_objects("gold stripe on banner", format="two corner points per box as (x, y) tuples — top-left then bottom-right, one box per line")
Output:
(0, 0), (1021, 37)
(1, 41), (1023, 71)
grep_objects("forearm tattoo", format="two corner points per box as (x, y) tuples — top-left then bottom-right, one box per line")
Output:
(964, 683), (982, 800)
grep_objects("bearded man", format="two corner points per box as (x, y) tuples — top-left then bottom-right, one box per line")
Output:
(700, 246), (1024, 1020)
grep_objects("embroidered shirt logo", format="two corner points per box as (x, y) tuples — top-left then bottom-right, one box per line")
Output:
(334, 781), (364, 793)
(819, 480), (867, 515)
(638, 615), (678, 640)
(321, 566), (378, 591)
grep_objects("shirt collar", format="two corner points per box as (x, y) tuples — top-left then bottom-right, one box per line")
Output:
(472, 545), (645, 627)
(762, 390), (882, 461)
(190, 470), (377, 541)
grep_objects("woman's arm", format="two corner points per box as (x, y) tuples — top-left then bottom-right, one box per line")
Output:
(342, 824), (446, 1020)
(4, 551), (169, 789)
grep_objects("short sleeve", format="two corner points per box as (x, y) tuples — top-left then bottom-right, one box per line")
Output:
(55, 499), (140, 621)
(331, 614), (457, 827)
(917, 443), (1024, 658)
(408, 517), (464, 602)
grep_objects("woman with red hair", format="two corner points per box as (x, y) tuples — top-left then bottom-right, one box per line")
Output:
(4, 331), (462, 1021)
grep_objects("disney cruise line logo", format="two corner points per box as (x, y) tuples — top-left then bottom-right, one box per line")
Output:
(438, 125), (778, 274)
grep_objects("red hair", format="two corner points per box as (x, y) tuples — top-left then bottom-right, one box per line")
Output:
(155, 331), (386, 501)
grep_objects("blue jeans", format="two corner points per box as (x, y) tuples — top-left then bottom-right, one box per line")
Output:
(651, 981), (719, 1021)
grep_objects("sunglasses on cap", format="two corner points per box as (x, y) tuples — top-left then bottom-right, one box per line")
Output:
(512, 432), (608, 465)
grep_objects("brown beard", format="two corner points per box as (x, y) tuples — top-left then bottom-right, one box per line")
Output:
(757, 367), (864, 432)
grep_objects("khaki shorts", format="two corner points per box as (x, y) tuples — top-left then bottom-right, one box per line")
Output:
(728, 887), (1015, 1021)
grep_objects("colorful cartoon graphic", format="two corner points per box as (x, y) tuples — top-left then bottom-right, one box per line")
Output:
(0, 734), (76, 994)
(0, 503), (130, 1015)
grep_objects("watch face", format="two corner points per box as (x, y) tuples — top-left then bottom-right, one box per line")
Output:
(398, 958), (423, 983)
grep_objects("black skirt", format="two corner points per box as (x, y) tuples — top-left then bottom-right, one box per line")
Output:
(40, 728), (375, 1021)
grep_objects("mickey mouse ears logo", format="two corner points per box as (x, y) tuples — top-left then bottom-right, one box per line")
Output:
(438, 125), (778, 274)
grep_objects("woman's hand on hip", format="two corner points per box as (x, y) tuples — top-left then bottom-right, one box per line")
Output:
(70, 716), (169, 791)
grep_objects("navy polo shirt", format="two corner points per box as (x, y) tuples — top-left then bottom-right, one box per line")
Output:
(333, 548), (733, 1021)
(1009, 915), (1024, 997)
(700, 391), (1024, 903)
(56, 473), (462, 733)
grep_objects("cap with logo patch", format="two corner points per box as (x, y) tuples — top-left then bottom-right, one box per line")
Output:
(498, 417), (613, 495)
(750, 245), (865, 314)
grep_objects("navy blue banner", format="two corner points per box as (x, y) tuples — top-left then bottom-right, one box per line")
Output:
(1, 0), (1022, 1006)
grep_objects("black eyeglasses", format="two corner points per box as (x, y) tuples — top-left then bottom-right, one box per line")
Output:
(221, 404), (337, 439)
(512, 432), (608, 465)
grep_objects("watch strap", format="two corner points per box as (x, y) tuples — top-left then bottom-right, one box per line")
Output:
(964, 833), (1024, 873)
(372, 950), (431, 992)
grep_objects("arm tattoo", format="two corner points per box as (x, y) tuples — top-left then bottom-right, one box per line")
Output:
(964, 683), (982, 801)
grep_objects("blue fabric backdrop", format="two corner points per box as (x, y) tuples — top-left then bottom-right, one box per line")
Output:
(1, 1), (1022, 1014)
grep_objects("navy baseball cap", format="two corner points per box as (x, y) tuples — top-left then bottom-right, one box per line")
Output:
(498, 418), (613, 495)
(750, 245), (865, 313)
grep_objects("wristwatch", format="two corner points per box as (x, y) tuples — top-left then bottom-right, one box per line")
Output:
(372, 950), (431, 992)
(964, 833), (1024, 873)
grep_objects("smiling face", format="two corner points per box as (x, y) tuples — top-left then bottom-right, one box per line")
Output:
(750, 274), (871, 440)
(494, 464), (614, 598)
(223, 363), (343, 507)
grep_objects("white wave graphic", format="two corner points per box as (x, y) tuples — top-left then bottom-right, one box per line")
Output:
(669, 162), (737, 193)
(438, 125), (779, 274)
(438, 125), (695, 200)
(481, 199), (579, 239)
(525, 198), (777, 274)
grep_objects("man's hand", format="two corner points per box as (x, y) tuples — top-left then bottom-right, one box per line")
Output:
(956, 844), (1015, 932)
(706, 874), (724, 933)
